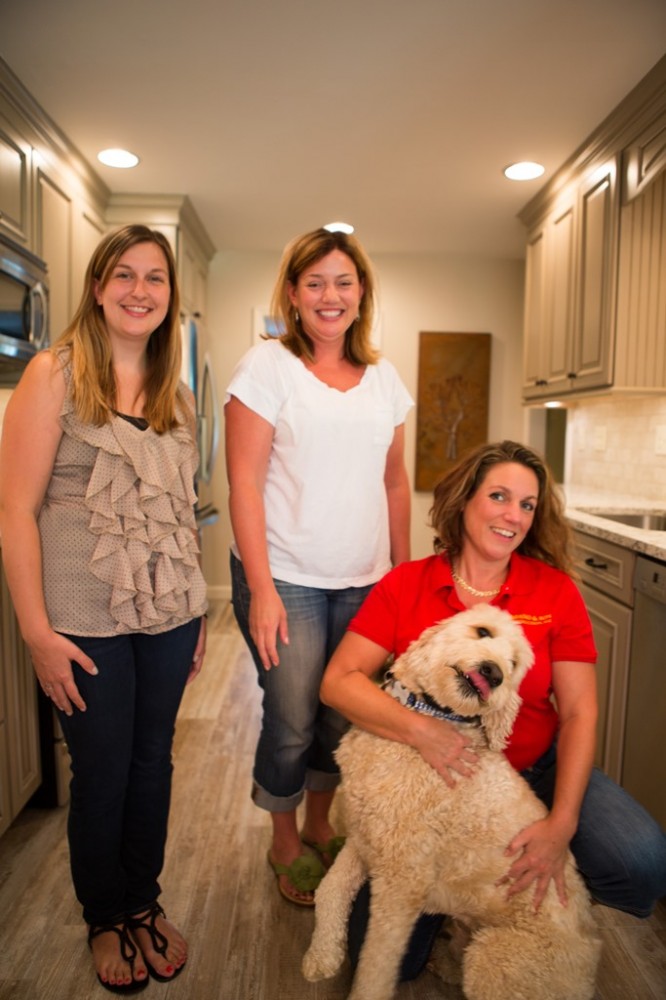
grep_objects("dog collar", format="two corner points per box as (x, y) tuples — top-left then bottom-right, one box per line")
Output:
(382, 671), (481, 726)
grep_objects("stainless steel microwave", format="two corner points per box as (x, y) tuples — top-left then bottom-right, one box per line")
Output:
(0, 234), (49, 383)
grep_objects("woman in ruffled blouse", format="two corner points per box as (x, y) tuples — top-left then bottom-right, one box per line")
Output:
(0, 225), (207, 994)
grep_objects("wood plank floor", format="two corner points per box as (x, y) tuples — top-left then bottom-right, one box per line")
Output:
(0, 599), (664, 999)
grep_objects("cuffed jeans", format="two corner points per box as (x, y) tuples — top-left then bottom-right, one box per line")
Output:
(349, 742), (666, 980)
(231, 553), (372, 812)
(57, 619), (201, 925)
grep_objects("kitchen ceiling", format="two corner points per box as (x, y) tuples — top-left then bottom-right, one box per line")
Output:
(2, 0), (665, 258)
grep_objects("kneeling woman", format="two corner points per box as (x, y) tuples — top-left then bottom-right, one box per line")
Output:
(320, 440), (666, 979)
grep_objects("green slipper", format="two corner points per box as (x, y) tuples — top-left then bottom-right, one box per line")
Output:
(267, 850), (325, 907)
(302, 835), (346, 868)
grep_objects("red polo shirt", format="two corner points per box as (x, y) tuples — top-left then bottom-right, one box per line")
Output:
(347, 553), (597, 771)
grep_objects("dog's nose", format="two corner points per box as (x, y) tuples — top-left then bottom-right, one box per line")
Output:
(478, 660), (503, 688)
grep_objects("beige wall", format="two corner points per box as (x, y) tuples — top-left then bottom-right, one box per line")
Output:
(203, 249), (528, 598)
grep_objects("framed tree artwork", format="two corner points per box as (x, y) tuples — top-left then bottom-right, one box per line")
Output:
(415, 332), (491, 491)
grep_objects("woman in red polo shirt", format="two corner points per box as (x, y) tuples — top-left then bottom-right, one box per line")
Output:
(321, 440), (666, 980)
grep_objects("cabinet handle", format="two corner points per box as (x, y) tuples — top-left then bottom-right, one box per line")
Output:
(567, 372), (578, 379)
(535, 379), (548, 386)
(585, 557), (608, 570)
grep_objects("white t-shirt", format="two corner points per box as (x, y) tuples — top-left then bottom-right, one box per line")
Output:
(225, 339), (414, 588)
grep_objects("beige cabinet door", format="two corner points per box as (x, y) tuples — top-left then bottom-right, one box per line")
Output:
(569, 161), (617, 392)
(0, 106), (33, 245)
(614, 166), (666, 390)
(1, 566), (41, 822)
(35, 167), (73, 341)
(0, 721), (12, 838)
(521, 224), (548, 399)
(543, 198), (576, 395)
(579, 581), (632, 783)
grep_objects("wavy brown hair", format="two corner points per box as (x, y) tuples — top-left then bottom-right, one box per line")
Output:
(53, 225), (184, 433)
(429, 440), (575, 576)
(270, 227), (379, 365)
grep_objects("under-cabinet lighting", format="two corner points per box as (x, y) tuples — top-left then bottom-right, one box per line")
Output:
(97, 148), (140, 169)
(323, 221), (354, 234)
(503, 161), (545, 181)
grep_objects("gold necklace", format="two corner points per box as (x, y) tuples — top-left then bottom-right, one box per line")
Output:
(451, 568), (502, 598)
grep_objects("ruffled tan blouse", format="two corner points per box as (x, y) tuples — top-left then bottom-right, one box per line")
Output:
(38, 355), (208, 636)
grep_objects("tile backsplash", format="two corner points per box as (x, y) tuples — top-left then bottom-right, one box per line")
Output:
(566, 395), (666, 501)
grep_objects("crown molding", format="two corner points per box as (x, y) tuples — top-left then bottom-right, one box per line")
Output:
(519, 54), (666, 230)
(0, 57), (110, 208)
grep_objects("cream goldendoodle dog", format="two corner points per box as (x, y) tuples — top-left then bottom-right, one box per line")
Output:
(302, 604), (601, 1000)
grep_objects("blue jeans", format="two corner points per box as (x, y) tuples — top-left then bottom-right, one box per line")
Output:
(348, 742), (666, 980)
(231, 553), (372, 812)
(57, 619), (201, 925)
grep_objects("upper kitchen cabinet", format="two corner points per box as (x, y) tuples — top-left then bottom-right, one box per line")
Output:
(106, 194), (215, 321)
(0, 59), (109, 340)
(1, 59), (216, 340)
(613, 115), (666, 392)
(520, 56), (666, 402)
(0, 102), (32, 246)
(34, 155), (107, 340)
(522, 157), (619, 402)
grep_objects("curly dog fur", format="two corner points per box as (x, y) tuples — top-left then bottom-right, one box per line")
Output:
(302, 604), (601, 1000)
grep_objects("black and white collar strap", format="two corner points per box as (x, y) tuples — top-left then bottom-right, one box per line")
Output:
(382, 671), (481, 726)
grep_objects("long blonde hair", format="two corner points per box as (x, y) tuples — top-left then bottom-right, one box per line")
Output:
(429, 440), (576, 576)
(270, 227), (379, 365)
(54, 225), (183, 432)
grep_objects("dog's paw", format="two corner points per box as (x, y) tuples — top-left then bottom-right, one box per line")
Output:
(302, 946), (344, 981)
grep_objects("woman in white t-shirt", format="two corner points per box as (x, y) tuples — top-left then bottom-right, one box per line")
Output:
(225, 227), (413, 906)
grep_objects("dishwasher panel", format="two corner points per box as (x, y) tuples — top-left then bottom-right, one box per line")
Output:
(621, 555), (666, 830)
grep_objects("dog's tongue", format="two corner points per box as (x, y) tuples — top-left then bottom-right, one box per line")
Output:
(467, 670), (491, 701)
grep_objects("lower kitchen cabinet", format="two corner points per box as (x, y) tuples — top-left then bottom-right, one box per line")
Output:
(0, 559), (41, 837)
(573, 530), (635, 784)
(0, 720), (12, 836)
(578, 581), (632, 782)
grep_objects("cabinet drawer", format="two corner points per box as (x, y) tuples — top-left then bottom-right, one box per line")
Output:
(573, 530), (635, 606)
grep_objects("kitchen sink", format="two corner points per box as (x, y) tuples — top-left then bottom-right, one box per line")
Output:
(577, 509), (666, 531)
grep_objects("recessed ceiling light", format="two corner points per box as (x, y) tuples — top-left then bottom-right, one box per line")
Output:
(544, 400), (565, 408)
(97, 148), (140, 169)
(503, 161), (545, 181)
(323, 221), (354, 234)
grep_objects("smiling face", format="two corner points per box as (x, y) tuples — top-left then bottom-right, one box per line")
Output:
(287, 249), (364, 350)
(462, 462), (539, 563)
(94, 241), (171, 346)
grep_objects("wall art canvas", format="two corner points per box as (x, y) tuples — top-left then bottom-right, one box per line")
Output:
(415, 332), (491, 491)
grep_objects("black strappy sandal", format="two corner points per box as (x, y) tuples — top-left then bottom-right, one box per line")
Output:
(126, 902), (186, 982)
(87, 921), (149, 994)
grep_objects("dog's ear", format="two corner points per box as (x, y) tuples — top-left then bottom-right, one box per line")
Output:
(510, 635), (535, 689)
(484, 689), (523, 751)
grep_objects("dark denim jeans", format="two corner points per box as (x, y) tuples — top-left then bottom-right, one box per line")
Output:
(348, 742), (666, 980)
(57, 620), (200, 924)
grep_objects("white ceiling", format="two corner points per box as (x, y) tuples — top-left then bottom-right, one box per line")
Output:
(2, 0), (666, 258)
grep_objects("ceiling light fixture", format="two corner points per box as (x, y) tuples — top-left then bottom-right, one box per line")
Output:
(97, 148), (140, 169)
(323, 221), (354, 234)
(503, 161), (545, 181)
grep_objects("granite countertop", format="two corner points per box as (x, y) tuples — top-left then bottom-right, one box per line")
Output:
(563, 486), (666, 563)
